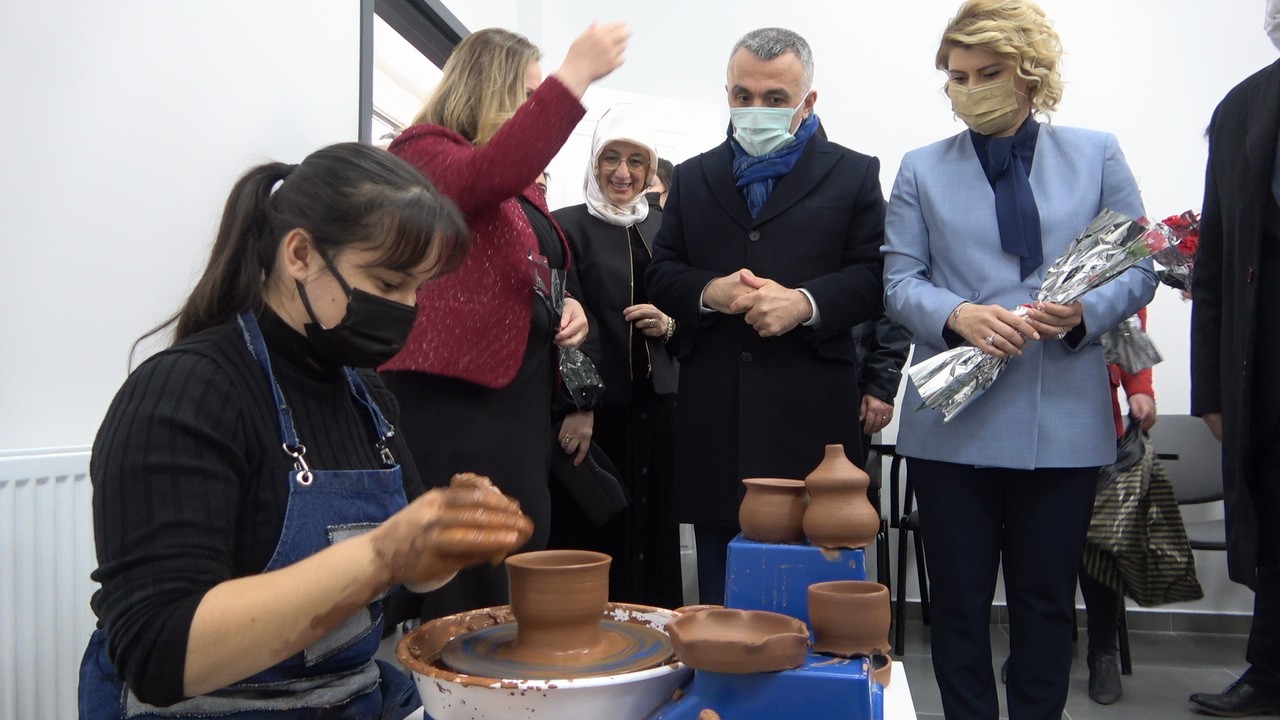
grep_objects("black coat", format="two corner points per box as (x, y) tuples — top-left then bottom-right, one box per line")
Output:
(555, 204), (678, 404)
(1191, 59), (1280, 588)
(852, 314), (911, 405)
(646, 134), (885, 526)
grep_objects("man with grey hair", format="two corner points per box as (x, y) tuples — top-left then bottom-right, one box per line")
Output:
(647, 27), (885, 604)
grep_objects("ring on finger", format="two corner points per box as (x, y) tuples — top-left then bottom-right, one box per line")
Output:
(984, 334), (997, 345)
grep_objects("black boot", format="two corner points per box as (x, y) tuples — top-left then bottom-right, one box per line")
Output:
(1087, 650), (1123, 705)
(1190, 674), (1280, 717)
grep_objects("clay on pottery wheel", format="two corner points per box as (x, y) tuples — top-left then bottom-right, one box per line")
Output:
(802, 444), (880, 548)
(666, 608), (808, 674)
(503, 549), (611, 663)
(807, 580), (891, 657)
(396, 603), (691, 720)
(738, 478), (807, 543)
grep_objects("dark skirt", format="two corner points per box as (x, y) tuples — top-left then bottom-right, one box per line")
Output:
(383, 310), (556, 620)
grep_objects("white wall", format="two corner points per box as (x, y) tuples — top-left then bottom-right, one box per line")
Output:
(0, 1), (362, 454)
(1, 3), (363, 712)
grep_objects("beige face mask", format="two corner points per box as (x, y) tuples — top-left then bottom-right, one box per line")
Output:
(948, 76), (1025, 136)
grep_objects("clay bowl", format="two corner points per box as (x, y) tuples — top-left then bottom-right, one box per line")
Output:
(397, 603), (691, 720)
(665, 608), (808, 674)
(807, 580), (891, 657)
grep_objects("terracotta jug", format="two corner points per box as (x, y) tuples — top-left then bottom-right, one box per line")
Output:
(738, 478), (807, 543)
(504, 549), (611, 663)
(802, 444), (880, 548)
(807, 580), (891, 657)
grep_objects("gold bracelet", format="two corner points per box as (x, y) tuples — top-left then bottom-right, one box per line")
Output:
(661, 316), (676, 343)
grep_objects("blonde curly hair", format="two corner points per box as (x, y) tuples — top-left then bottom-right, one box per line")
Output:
(935, 0), (1064, 115)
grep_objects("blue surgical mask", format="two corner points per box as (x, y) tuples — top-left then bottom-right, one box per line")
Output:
(730, 99), (806, 156)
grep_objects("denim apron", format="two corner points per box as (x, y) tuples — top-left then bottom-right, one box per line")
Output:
(79, 311), (420, 719)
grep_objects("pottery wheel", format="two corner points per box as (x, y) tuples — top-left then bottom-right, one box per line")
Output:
(440, 620), (673, 679)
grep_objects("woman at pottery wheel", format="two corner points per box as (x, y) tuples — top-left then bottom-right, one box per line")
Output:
(79, 143), (534, 719)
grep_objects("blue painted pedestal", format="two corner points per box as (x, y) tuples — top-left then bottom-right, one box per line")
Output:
(646, 535), (882, 720)
(724, 535), (867, 628)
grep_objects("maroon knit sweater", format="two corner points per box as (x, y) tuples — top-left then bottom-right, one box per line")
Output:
(382, 76), (584, 388)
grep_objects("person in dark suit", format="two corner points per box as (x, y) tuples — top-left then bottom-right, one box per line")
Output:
(646, 27), (885, 605)
(1189, 6), (1280, 714)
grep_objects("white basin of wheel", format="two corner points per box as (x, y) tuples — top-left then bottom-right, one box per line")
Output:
(397, 603), (692, 720)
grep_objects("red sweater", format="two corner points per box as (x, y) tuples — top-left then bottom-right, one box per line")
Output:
(381, 76), (584, 388)
(1110, 306), (1155, 437)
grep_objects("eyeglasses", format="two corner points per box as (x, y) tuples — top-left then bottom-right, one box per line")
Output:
(599, 154), (648, 173)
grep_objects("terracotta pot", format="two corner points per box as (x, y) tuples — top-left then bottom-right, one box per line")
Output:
(806, 580), (891, 657)
(738, 478), (807, 543)
(802, 444), (880, 548)
(504, 550), (611, 662)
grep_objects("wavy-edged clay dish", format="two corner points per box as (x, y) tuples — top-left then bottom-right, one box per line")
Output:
(665, 608), (808, 674)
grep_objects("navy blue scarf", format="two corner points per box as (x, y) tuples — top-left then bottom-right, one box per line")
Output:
(731, 113), (820, 217)
(970, 117), (1042, 280)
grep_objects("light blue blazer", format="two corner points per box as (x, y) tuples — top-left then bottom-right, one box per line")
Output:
(883, 124), (1158, 469)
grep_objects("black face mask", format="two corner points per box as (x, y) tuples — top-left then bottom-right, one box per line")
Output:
(296, 256), (417, 368)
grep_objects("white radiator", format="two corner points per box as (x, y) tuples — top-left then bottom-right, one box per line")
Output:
(0, 447), (97, 719)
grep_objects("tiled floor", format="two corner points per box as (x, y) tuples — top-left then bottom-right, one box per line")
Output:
(895, 617), (1251, 719)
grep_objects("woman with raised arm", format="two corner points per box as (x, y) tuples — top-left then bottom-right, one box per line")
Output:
(382, 23), (629, 620)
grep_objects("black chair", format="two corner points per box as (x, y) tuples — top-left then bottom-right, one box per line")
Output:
(866, 442), (893, 587)
(884, 448), (929, 655)
(1149, 414), (1227, 552)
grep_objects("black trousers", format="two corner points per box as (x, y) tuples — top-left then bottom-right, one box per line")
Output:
(1079, 568), (1122, 654)
(1247, 419), (1280, 684)
(909, 458), (1097, 720)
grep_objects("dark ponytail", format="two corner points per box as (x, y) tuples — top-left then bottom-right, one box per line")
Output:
(173, 162), (293, 341)
(136, 142), (468, 352)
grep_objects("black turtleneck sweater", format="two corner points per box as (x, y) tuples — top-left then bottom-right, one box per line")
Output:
(88, 308), (424, 706)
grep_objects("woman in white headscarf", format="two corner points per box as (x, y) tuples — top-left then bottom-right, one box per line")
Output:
(549, 104), (683, 609)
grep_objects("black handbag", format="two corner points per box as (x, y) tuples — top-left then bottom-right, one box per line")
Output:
(548, 431), (629, 528)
